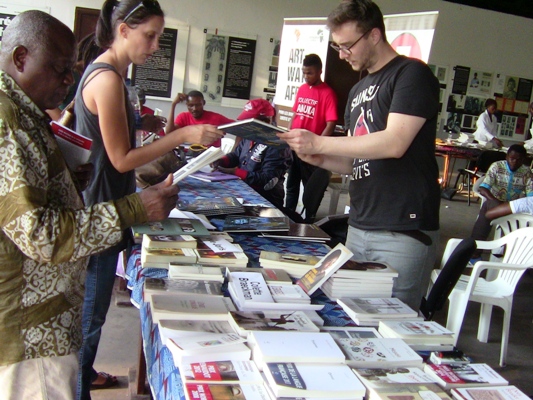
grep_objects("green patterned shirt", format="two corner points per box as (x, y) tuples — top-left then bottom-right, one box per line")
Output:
(0, 70), (147, 365)
(480, 160), (533, 202)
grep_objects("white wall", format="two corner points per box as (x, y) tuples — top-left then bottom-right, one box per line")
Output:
(7, 0), (533, 118)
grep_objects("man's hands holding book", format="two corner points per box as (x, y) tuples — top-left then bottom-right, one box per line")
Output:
(139, 174), (180, 221)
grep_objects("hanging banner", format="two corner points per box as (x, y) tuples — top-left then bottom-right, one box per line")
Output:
(384, 11), (439, 63)
(274, 18), (329, 110)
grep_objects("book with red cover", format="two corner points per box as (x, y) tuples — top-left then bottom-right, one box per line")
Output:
(51, 121), (93, 169)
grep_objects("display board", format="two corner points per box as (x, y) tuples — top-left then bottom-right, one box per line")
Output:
(130, 24), (189, 100)
(441, 64), (533, 141)
(200, 29), (257, 108)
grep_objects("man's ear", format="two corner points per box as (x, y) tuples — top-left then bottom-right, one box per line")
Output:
(12, 46), (29, 72)
(202, 100), (206, 105)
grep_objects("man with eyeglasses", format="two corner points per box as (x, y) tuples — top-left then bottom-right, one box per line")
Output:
(278, 0), (440, 310)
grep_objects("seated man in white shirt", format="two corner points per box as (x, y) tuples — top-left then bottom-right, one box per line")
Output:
(473, 99), (503, 148)
(486, 196), (533, 220)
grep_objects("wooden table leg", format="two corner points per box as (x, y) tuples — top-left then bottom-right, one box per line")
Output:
(441, 154), (450, 188)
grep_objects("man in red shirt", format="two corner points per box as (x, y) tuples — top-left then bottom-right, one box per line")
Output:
(285, 54), (338, 222)
(166, 90), (233, 147)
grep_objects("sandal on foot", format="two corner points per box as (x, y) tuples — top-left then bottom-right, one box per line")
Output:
(90, 372), (118, 390)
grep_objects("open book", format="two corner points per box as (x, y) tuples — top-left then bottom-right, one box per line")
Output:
(172, 147), (225, 185)
(51, 121), (93, 169)
(218, 118), (289, 147)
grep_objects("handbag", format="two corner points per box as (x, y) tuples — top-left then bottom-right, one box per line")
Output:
(135, 146), (187, 188)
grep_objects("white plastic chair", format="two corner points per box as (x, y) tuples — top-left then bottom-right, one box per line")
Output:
(490, 213), (533, 239)
(432, 227), (533, 366)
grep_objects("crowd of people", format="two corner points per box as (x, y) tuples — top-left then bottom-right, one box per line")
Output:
(0, 0), (532, 399)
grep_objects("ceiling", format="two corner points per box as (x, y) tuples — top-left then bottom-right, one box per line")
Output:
(443, 0), (533, 20)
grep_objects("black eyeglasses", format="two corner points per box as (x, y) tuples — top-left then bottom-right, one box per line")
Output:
(330, 29), (372, 55)
(123, 0), (159, 24)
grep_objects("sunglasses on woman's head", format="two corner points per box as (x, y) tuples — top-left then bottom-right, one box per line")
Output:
(123, 0), (160, 24)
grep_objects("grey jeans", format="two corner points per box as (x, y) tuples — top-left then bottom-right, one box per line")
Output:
(345, 226), (439, 310)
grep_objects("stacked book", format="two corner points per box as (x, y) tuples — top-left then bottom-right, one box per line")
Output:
(132, 218), (210, 241)
(260, 220), (331, 243)
(258, 250), (321, 279)
(143, 277), (223, 303)
(248, 330), (366, 400)
(177, 196), (245, 216)
(142, 244), (248, 269)
(424, 363), (508, 390)
(321, 260), (398, 299)
(352, 367), (453, 400)
(222, 215), (290, 232)
(181, 360), (270, 400)
(168, 264), (225, 282)
(378, 320), (456, 351)
(226, 270), (323, 312)
(336, 297), (421, 326)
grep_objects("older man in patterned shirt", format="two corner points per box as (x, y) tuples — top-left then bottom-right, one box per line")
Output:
(0, 11), (178, 399)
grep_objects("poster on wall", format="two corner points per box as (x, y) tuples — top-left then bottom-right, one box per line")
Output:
(201, 30), (257, 108)
(384, 11), (439, 62)
(130, 24), (189, 100)
(222, 37), (256, 101)
(132, 27), (177, 98)
(503, 75), (519, 99)
(274, 17), (329, 113)
(451, 65), (470, 95)
(467, 70), (493, 96)
(517, 78), (533, 102)
(0, 4), (50, 42)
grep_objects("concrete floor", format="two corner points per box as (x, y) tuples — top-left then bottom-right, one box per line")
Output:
(91, 187), (533, 399)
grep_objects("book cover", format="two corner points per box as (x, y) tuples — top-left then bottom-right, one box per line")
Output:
(167, 338), (251, 367)
(172, 146), (225, 185)
(228, 311), (320, 337)
(185, 382), (272, 400)
(223, 215), (289, 232)
(225, 267), (293, 286)
(240, 205), (285, 218)
(248, 331), (346, 369)
(353, 367), (437, 384)
(263, 362), (366, 399)
(144, 277), (223, 302)
(51, 121), (93, 169)
(353, 369), (453, 400)
(189, 170), (240, 182)
(141, 247), (198, 266)
(181, 360), (263, 385)
(158, 319), (237, 346)
(259, 251), (320, 278)
(218, 118), (289, 148)
(424, 363), (508, 389)
(178, 196), (245, 216)
(151, 294), (236, 324)
(296, 243), (354, 295)
(142, 234), (197, 249)
(133, 218), (210, 237)
(451, 386), (530, 400)
(169, 332), (245, 352)
(336, 337), (424, 368)
(227, 271), (275, 311)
